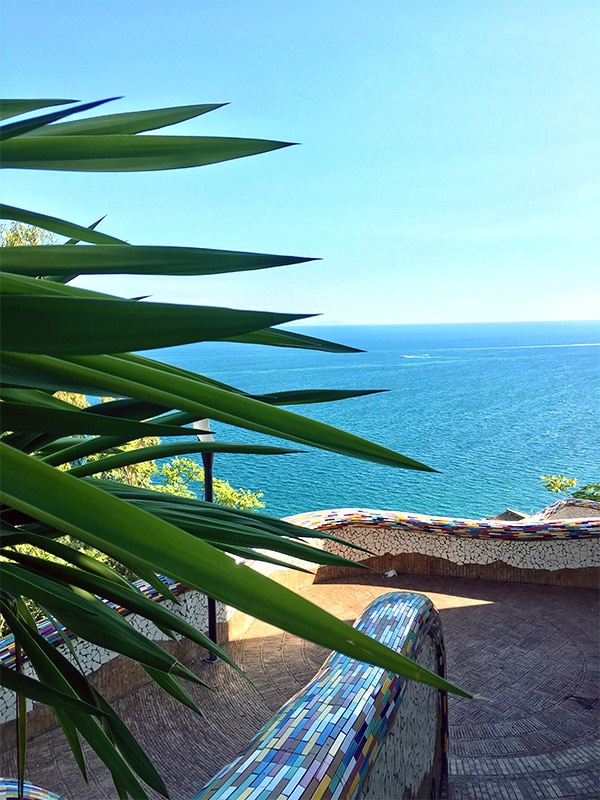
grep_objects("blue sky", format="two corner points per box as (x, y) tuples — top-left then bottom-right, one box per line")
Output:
(2, 0), (599, 325)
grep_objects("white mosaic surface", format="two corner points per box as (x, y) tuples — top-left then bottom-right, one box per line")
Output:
(323, 524), (599, 571)
(358, 634), (441, 800)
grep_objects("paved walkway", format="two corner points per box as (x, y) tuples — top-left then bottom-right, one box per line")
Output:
(1, 575), (598, 799)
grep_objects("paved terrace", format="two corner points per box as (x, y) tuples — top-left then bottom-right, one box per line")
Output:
(1, 574), (598, 800)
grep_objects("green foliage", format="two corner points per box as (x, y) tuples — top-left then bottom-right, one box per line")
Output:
(86, 440), (264, 509)
(571, 484), (600, 501)
(155, 457), (264, 509)
(541, 472), (600, 502)
(0, 97), (465, 798)
(53, 390), (89, 409)
(540, 474), (578, 494)
(79, 434), (159, 484)
(0, 220), (55, 247)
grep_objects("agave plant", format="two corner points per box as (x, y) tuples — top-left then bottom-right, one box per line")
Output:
(0, 98), (468, 799)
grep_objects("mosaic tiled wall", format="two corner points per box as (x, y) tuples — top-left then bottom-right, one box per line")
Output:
(3, 499), (597, 731)
(0, 579), (213, 725)
(194, 592), (447, 800)
(284, 500), (600, 574)
(285, 499), (600, 541)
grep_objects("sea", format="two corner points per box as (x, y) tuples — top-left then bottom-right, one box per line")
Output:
(149, 320), (600, 520)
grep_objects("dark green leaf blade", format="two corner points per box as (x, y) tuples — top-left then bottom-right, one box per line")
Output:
(0, 99), (77, 122)
(115, 353), (438, 471)
(0, 401), (201, 438)
(0, 445), (467, 696)
(0, 97), (119, 141)
(2, 600), (154, 797)
(0, 204), (125, 244)
(230, 326), (364, 353)
(81, 480), (343, 541)
(66, 441), (299, 477)
(3, 550), (234, 668)
(141, 667), (202, 714)
(90, 683), (176, 790)
(0, 297), (312, 354)
(1, 134), (295, 172)
(0, 666), (107, 716)
(1, 564), (201, 679)
(0, 271), (126, 300)
(24, 103), (227, 137)
(251, 388), (386, 405)
(0, 243), (314, 276)
(1, 351), (436, 471)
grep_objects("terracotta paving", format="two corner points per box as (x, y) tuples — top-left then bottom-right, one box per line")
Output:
(1, 575), (598, 800)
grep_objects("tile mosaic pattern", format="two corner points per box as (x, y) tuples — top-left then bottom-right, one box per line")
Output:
(285, 499), (600, 540)
(0, 576), (204, 725)
(317, 523), (600, 571)
(358, 634), (443, 799)
(528, 497), (600, 521)
(2, 499), (596, 729)
(194, 591), (446, 800)
(3, 499), (595, 680)
(0, 576), (186, 672)
(0, 779), (64, 800)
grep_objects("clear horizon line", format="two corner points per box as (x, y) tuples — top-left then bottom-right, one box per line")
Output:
(283, 318), (600, 328)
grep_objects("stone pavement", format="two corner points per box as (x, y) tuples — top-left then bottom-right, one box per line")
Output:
(0, 575), (598, 799)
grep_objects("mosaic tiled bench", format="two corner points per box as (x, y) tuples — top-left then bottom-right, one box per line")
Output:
(0, 779), (64, 800)
(285, 499), (600, 588)
(194, 591), (447, 800)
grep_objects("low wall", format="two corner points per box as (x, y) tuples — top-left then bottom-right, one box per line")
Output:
(2, 499), (597, 743)
(194, 591), (448, 800)
(0, 561), (314, 737)
(285, 499), (600, 588)
(0, 579), (219, 736)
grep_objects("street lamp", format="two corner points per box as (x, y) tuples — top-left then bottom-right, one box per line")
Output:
(192, 419), (218, 662)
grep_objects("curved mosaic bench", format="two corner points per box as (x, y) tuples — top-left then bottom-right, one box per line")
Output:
(194, 591), (448, 800)
(286, 499), (600, 540)
(285, 499), (600, 588)
(0, 779), (64, 800)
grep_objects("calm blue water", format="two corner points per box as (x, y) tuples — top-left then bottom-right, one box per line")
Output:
(149, 321), (600, 519)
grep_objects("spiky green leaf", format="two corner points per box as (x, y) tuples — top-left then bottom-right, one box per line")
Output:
(0, 243), (314, 277)
(1, 296), (310, 354)
(0, 99), (76, 121)
(1, 445), (467, 696)
(0, 98), (119, 141)
(0, 204), (124, 244)
(1, 134), (294, 171)
(24, 103), (226, 137)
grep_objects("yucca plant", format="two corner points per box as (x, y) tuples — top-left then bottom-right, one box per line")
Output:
(0, 98), (468, 799)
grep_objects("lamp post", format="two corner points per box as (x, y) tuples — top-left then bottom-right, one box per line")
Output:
(192, 419), (218, 663)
